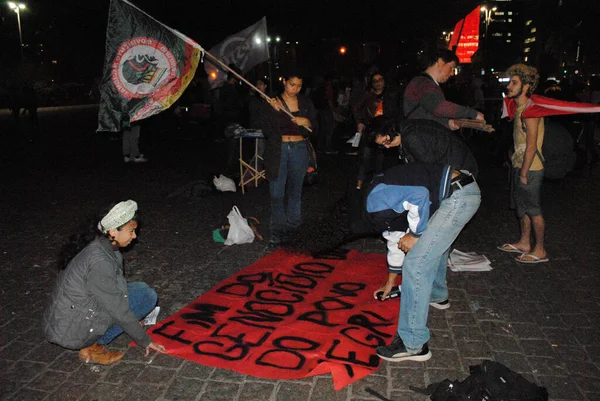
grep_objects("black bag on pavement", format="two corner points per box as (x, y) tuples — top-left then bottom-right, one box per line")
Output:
(429, 360), (548, 401)
(304, 140), (318, 185)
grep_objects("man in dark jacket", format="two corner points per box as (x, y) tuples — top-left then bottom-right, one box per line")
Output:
(373, 118), (479, 178)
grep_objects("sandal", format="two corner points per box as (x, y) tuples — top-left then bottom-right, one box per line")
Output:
(497, 244), (526, 254)
(515, 253), (549, 264)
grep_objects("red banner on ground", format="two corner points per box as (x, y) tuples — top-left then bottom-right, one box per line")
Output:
(148, 249), (399, 390)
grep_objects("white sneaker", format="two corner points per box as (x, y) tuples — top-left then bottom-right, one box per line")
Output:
(124, 156), (132, 162)
(133, 154), (148, 163)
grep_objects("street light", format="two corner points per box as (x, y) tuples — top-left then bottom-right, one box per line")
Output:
(8, 2), (26, 64)
(480, 5), (497, 72)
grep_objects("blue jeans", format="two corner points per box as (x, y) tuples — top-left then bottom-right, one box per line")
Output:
(398, 178), (481, 351)
(269, 141), (309, 242)
(97, 282), (157, 345)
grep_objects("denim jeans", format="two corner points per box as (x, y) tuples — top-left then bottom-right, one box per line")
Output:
(398, 178), (481, 351)
(97, 282), (157, 345)
(269, 141), (309, 242)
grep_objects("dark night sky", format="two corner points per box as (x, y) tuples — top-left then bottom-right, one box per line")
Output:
(1, 0), (481, 81)
(6, 0), (481, 49)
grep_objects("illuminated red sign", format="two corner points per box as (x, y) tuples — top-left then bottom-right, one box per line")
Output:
(448, 7), (480, 64)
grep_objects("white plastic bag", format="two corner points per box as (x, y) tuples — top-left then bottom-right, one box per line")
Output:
(224, 206), (255, 245)
(213, 174), (236, 192)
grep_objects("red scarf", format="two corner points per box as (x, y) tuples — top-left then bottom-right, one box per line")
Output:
(502, 94), (600, 120)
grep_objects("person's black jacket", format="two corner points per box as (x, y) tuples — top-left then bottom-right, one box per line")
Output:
(398, 119), (478, 177)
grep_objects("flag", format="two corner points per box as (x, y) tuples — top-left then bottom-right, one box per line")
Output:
(448, 7), (480, 64)
(502, 94), (600, 120)
(204, 17), (270, 89)
(97, 0), (201, 132)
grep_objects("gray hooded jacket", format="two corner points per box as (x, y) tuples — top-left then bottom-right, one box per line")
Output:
(42, 237), (151, 349)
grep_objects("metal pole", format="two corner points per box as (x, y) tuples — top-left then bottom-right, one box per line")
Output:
(16, 8), (24, 65)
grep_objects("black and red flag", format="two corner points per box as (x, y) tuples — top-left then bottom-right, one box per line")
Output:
(97, 0), (201, 132)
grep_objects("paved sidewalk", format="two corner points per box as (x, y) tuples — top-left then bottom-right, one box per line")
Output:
(1, 109), (600, 400)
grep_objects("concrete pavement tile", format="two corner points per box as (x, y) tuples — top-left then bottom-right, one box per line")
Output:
(571, 327), (600, 346)
(70, 363), (110, 384)
(26, 370), (69, 391)
(447, 312), (477, 327)
(584, 345), (600, 363)
(45, 383), (90, 401)
(492, 351), (531, 373)
(23, 341), (65, 364)
(47, 351), (81, 372)
(427, 315), (449, 330)
(542, 327), (579, 347)
(452, 326), (486, 342)
(142, 353), (184, 369)
(445, 300), (470, 313)
(0, 378), (21, 401)
(136, 365), (177, 384)
(80, 382), (123, 401)
(177, 361), (214, 378)
(559, 313), (591, 328)
(424, 349), (461, 371)
(562, 359), (600, 378)
(102, 362), (142, 384)
(478, 321), (513, 336)
(3, 360), (45, 383)
(509, 322), (544, 339)
(0, 358), (14, 372)
(6, 388), (47, 401)
(573, 376), (600, 393)
(390, 367), (426, 390)
(485, 334), (522, 353)
(388, 391), (430, 401)
(535, 375), (583, 400)
(456, 340), (492, 359)
(119, 383), (166, 401)
(200, 381), (242, 401)
(527, 356), (568, 376)
(237, 382), (276, 401)
(164, 377), (206, 400)
(0, 341), (35, 361)
(533, 313), (566, 328)
(209, 367), (247, 382)
(520, 339), (557, 357)
(346, 373), (388, 400)
(428, 330), (453, 349)
(16, 327), (44, 343)
(424, 368), (465, 386)
(554, 346), (589, 362)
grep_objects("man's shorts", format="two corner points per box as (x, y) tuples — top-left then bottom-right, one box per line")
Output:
(512, 168), (543, 218)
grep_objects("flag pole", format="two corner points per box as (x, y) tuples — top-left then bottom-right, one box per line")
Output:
(201, 48), (312, 132)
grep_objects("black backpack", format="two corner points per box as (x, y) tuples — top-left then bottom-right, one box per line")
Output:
(428, 360), (548, 401)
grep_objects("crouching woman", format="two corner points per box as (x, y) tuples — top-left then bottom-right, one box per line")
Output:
(43, 200), (165, 365)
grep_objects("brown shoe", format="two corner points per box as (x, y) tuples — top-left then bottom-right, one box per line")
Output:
(79, 343), (124, 365)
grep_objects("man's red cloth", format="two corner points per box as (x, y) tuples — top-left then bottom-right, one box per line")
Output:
(502, 94), (600, 120)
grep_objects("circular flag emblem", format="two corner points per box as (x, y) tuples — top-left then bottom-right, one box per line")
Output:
(111, 37), (178, 99)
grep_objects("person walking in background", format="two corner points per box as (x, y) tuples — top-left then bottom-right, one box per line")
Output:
(404, 49), (483, 130)
(43, 200), (165, 365)
(262, 70), (317, 247)
(248, 77), (269, 161)
(313, 71), (337, 154)
(122, 122), (147, 163)
(497, 64), (548, 264)
(219, 64), (245, 176)
(354, 72), (401, 189)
